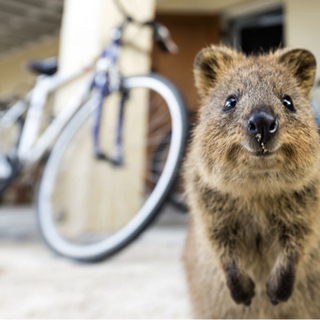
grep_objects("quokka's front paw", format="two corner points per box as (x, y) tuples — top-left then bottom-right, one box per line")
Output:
(266, 265), (295, 305)
(226, 271), (255, 306)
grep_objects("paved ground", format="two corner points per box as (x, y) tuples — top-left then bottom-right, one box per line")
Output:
(0, 205), (191, 318)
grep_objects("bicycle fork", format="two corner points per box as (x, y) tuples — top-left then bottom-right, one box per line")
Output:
(93, 85), (129, 167)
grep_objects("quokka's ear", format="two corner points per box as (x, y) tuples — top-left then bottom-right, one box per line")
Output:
(194, 46), (234, 98)
(278, 49), (316, 94)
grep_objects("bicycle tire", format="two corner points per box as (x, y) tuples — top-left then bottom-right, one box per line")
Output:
(36, 74), (188, 261)
(152, 131), (187, 212)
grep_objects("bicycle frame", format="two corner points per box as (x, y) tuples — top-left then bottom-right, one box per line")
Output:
(20, 68), (92, 164)
(1, 40), (121, 167)
(0, 15), (177, 171)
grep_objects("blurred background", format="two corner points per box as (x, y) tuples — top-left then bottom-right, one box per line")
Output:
(1, 0), (319, 203)
(0, 0), (318, 318)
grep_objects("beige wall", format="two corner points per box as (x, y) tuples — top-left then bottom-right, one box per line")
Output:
(0, 37), (59, 98)
(54, 0), (156, 233)
(284, 0), (320, 78)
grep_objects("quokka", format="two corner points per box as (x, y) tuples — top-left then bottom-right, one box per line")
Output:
(183, 46), (320, 318)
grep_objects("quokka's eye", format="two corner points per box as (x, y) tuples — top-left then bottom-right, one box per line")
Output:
(223, 95), (238, 113)
(282, 95), (295, 112)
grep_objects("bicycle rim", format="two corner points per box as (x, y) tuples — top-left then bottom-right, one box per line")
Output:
(37, 74), (187, 261)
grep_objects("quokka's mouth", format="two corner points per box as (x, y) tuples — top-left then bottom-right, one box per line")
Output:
(246, 140), (278, 158)
(252, 141), (274, 157)
(245, 147), (276, 157)
(253, 151), (274, 157)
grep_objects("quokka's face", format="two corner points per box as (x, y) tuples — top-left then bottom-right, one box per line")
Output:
(194, 46), (320, 189)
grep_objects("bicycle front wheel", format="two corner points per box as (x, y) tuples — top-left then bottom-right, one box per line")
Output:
(37, 74), (188, 261)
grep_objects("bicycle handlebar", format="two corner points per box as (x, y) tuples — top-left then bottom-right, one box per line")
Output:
(144, 20), (179, 54)
(113, 0), (179, 54)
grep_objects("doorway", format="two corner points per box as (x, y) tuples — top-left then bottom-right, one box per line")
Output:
(228, 8), (283, 55)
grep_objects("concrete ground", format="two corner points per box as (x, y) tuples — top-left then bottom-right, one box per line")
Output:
(0, 204), (191, 318)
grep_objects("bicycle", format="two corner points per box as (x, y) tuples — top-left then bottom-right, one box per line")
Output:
(0, 2), (188, 261)
(151, 121), (196, 212)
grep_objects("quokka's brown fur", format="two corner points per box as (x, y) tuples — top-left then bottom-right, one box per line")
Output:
(183, 45), (320, 319)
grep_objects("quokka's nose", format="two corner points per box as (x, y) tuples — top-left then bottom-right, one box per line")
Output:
(247, 111), (278, 143)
